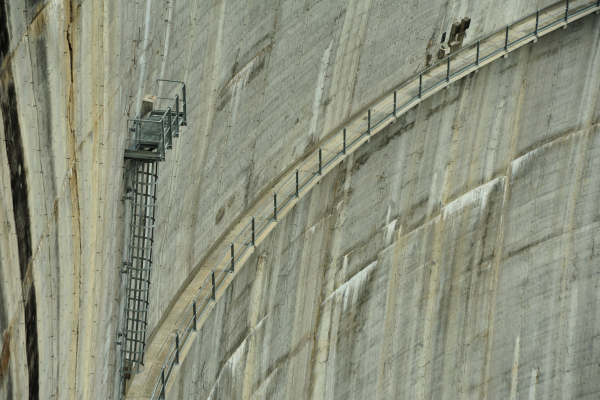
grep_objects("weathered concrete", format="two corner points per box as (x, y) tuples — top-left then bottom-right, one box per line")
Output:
(164, 16), (600, 400)
(0, 0), (598, 399)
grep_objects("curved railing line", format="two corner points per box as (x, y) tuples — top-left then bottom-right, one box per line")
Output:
(125, 1), (600, 398)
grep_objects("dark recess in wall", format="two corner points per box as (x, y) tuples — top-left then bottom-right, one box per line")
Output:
(0, 1), (39, 399)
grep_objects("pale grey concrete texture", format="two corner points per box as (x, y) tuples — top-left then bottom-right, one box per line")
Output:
(165, 17), (600, 400)
(0, 0), (598, 399)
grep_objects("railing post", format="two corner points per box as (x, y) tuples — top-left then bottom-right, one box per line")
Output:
(295, 170), (299, 197)
(230, 243), (234, 273)
(167, 107), (172, 149)
(476, 40), (480, 65)
(160, 368), (166, 399)
(446, 57), (450, 82)
(273, 193), (277, 220)
(393, 91), (397, 116)
(175, 332), (180, 365)
(192, 301), (197, 331)
(175, 95), (180, 137)
(418, 74), (422, 98)
(565, 0), (569, 22)
(181, 84), (187, 126)
(251, 217), (255, 246)
(211, 271), (216, 300)
(318, 148), (322, 175)
(161, 119), (166, 160)
(367, 109), (371, 135)
(342, 128), (347, 155)
(504, 26), (509, 51)
(535, 10), (539, 36)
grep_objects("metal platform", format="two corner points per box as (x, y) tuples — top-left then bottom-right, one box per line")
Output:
(124, 80), (187, 161)
(119, 80), (188, 397)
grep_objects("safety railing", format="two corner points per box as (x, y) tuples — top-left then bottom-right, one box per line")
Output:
(143, 1), (599, 398)
(125, 80), (187, 161)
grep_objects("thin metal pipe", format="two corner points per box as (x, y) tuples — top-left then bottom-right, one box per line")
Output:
(230, 243), (234, 273)
(446, 57), (450, 82)
(505, 26), (509, 51)
(160, 368), (165, 399)
(273, 193), (277, 220)
(476, 40), (480, 64)
(211, 271), (216, 300)
(175, 332), (180, 364)
(181, 84), (187, 126)
(535, 10), (539, 35)
(318, 148), (322, 175)
(174, 95), (180, 137)
(251, 217), (255, 246)
(418, 74), (422, 98)
(393, 91), (397, 116)
(295, 170), (299, 197)
(192, 301), (197, 331)
(343, 129), (347, 154)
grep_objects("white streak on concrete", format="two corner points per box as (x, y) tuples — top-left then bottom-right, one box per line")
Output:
(135, 0), (154, 115)
(442, 177), (503, 219)
(230, 63), (253, 126)
(157, 0), (175, 97)
(230, 338), (247, 372)
(509, 335), (520, 400)
(323, 261), (377, 311)
(309, 40), (333, 138)
(529, 368), (538, 400)
(384, 218), (397, 245)
(511, 147), (542, 176)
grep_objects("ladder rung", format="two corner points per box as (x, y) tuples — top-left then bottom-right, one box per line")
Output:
(131, 214), (156, 220)
(126, 282), (150, 289)
(127, 288), (148, 293)
(127, 267), (150, 272)
(125, 325), (148, 333)
(131, 234), (154, 240)
(130, 224), (155, 229)
(129, 257), (153, 264)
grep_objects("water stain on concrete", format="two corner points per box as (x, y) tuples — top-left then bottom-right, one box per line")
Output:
(0, 2), (39, 398)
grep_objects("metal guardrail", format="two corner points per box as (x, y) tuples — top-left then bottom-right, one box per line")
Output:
(125, 80), (187, 161)
(139, 1), (599, 398)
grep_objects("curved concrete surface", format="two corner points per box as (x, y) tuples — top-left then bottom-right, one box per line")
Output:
(162, 14), (600, 399)
(0, 0), (598, 399)
(125, 3), (600, 398)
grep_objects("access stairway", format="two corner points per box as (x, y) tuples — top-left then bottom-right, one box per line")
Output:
(119, 80), (187, 397)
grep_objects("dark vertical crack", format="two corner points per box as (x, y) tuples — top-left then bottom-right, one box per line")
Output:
(65, 1), (82, 397)
(0, 1), (39, 399)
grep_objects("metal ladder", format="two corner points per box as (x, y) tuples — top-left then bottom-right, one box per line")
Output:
(121, 160), (158, 379)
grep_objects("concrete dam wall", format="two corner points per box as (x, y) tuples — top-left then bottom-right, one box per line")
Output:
(0, 0), (598, 399)
(161, 14), (600, 400)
